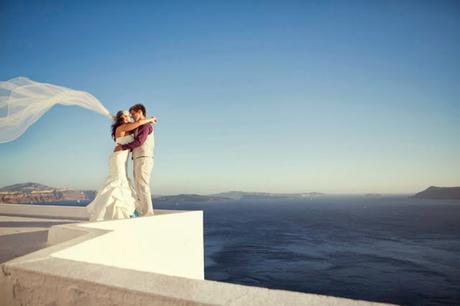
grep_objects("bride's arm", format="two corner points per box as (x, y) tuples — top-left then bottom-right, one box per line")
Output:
(117, 117), (157, 133)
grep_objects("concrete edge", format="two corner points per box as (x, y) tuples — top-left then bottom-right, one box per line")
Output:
(1, 257), (396, 306)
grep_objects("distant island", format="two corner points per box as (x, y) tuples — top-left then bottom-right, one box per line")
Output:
(412, 186), (460, 200)
(155, 191), (324, 202)
(364, 193), (383, 197)
(211, 191), (324, 200)
(0, 182), (325, 204)
(155, 194), (231, 203)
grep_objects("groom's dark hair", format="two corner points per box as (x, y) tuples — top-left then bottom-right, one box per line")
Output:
(130, 103), (146, 116)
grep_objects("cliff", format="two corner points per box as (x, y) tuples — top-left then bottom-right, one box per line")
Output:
(0, 182), (95, 204)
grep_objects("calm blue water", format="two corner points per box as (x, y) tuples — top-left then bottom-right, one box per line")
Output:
(154, 196), (460, 306)
(57, 196), (459, 305)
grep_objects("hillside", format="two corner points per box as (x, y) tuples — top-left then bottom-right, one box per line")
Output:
(0, 182), (95, 204)
(412, 186), (460, 200)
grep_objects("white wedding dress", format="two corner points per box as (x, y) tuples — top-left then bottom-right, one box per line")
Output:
(86, 135), (137, 221)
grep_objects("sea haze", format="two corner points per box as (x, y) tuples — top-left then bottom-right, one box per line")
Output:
(154, 196), (460, 306)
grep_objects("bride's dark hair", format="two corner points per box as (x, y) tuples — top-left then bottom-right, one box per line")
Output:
(111, 110), (126, 141)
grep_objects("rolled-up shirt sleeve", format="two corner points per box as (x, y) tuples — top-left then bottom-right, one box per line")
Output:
(121, 124), (152, 151)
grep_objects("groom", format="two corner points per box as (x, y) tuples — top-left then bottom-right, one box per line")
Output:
(115, 103), (156, 216)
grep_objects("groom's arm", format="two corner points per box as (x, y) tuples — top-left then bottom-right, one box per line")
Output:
(120, 124), (153, 151)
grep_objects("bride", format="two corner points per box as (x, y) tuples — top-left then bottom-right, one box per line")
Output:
(86, 110), (157, 221)
(0, 77), (157, 221)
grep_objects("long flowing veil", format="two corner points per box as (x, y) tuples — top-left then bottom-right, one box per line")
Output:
(0, 77), (113, 143)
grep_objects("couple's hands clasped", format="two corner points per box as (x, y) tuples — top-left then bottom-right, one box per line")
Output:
(148, 116), (158, 124)
(139, 116), (158, 125)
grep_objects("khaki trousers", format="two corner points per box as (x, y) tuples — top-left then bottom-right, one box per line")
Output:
(133, 156), (154, 214)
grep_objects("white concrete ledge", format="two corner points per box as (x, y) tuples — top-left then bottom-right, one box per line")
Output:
(1, 257), (396, 306)
(50, 210), (205, 280)
(0, 204), (397, 306)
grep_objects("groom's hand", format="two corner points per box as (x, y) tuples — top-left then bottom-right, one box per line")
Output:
(114, 144), (123, 152)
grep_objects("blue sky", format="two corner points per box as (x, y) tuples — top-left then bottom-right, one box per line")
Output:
(0, 0), (459, 194)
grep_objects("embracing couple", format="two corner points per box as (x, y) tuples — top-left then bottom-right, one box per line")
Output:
(87, 103), (157, 221)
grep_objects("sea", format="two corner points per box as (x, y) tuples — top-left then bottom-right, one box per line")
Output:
(48, 196), (460, 306)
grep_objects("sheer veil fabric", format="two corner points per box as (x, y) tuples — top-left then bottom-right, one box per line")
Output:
(0, 77), (113, 143)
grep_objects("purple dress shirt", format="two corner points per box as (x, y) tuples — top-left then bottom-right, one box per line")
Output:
(121, 124), (153, 151)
